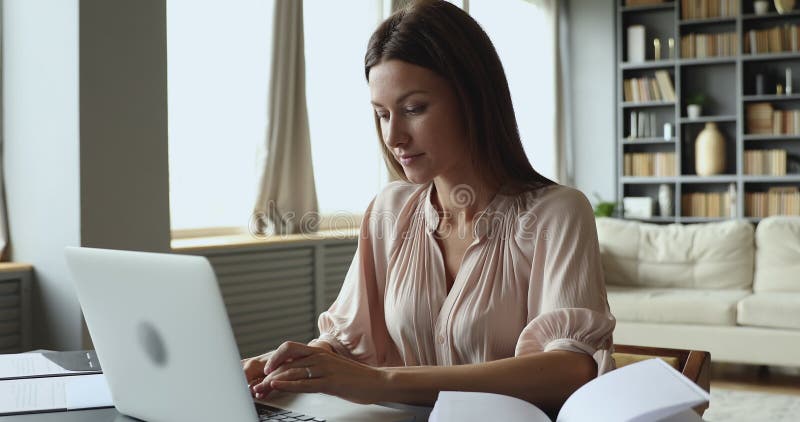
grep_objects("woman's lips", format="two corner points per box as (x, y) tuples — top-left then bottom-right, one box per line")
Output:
(399, 153), (424, 166)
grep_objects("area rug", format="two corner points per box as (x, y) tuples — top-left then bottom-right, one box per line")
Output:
(703, 388), (800, 421)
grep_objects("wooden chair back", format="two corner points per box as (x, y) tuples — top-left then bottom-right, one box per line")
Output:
(613, 344), (711, 415)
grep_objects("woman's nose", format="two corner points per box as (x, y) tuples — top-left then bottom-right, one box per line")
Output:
(384, 117), (408, 148)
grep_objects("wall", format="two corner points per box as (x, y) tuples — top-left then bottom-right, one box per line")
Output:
(2, 0), (170, 350)
(79, 0), (171, 253)
(3, 0), (82, 350)
(567, 0), (617, 204)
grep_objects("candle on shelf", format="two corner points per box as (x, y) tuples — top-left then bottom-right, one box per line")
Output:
(668, 38), (675, 59)
(654, 38), (661, 61)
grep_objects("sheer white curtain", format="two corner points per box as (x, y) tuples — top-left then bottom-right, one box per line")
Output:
(252, 0), (318, 235)
(470, 0), (570, 184)
(0, 135), (8, 261)
(1, 14), (9, 258)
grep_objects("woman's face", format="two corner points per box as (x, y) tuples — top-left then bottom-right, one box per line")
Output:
(368, 60), (469, 184)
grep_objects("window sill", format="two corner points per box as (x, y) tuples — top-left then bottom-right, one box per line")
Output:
(171, 228), (360, 253)
(0, 262), (33, 273)
(171, 213), (363, 253)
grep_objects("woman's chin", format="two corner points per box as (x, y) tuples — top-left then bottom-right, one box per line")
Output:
(404, 171), (433, 185)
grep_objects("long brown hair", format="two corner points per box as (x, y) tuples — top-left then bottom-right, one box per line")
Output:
(365, 0), (555, 193)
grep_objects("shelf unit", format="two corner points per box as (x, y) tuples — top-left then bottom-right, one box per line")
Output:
(616, 0), (800, 223)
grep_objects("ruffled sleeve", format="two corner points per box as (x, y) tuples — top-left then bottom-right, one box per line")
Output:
(314, 183), (411, 367)
(514, 187), (616, 375)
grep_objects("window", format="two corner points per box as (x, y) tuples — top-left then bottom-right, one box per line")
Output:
(167, 0), (555, 234)
(470, 0), (556, 181)
(167, 0), (274, 231)
(304, 1), (385, 216)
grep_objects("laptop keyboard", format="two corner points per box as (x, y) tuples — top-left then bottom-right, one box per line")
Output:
(255, 403), (326, 422)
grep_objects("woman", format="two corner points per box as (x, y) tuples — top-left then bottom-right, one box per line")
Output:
(244, 0), (614, 413)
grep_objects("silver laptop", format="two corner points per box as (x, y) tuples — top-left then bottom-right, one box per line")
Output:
(65, 247), (416, 422)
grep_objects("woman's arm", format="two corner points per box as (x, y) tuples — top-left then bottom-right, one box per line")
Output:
(255, 342), (597, 414)
(383, 350), (597, 412)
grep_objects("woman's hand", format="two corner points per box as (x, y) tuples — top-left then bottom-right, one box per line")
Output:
(251, 341), (389, 404)
(241, 351), (275, 394)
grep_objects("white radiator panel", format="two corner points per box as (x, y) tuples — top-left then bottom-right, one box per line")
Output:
(189, 239), (358, 358)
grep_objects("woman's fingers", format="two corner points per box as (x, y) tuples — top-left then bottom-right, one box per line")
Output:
(265, 341), (319, 375)
(269, 378), (324, 394)
(254, 355), (324, 395)
(243, 353), (274, 383)
(270, 367), (319, 382)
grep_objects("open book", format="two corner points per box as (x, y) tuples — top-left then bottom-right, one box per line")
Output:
(429, 358), (709, 422)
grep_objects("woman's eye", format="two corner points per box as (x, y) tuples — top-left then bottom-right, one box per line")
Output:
(376, 111), (389, 120)
(405, 105), (427, 115)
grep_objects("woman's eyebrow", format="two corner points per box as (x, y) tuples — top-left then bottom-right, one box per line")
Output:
(371, 89), (429, 107)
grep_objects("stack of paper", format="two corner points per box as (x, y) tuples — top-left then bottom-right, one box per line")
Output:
(0, 352), (113, 416)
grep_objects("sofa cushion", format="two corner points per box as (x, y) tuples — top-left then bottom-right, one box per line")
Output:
(737, 292), (800, 330)
(607, 286), (750, 326)
(753, 216), (800, 293)
(596, 218), (754, 290)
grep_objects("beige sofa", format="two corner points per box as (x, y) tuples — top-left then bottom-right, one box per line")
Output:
(595, 216), (800, 367)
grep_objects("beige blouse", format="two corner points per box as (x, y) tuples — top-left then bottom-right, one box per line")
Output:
(315, 181), (616, 375)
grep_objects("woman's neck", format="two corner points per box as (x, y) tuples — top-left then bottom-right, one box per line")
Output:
(432, 175), (499, 223)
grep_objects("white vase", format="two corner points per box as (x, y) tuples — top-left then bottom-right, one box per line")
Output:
(695, 122), (726, 176)
(774, 0), (796, 15)
(658, 184), (673, 217)
(687, 104), (702, 119)
(755, 1), (770, 14)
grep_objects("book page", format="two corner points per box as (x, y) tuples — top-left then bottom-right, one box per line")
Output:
(430, 391), (551, 422)
(557, 358), (709, 422)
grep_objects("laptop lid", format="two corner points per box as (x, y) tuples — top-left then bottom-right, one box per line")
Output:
(65, 247), (258, 422)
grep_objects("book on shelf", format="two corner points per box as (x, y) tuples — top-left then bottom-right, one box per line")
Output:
(746, 103), (800, 135)
(682, 191), (733, 218)
(623, 72), (674, 102)
(681, 32), (737, 58)
(746, 187), (800, 217)
(624, 152), (676, 176)
(744, 149), (788, 176)
(429, 358), (708, 422)
(681, 0), (739, 20)
(744, 24), (800, 55)
(629, 111), (661, 138)
(626, 0), (665, 5)
(654, 70), (676, 100)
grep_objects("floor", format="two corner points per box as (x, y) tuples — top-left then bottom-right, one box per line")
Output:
(710, 363), (800, 396)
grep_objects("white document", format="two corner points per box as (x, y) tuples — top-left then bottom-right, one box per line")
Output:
(0, 374), (112, 415)
(0, 353), (76, 379)
(0, 353), (97, 380)
(65, 374), (113, 410)
(429, 359), (709, 422)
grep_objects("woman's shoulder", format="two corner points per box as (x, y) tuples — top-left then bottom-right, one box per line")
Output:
(518, 184), (594, 222)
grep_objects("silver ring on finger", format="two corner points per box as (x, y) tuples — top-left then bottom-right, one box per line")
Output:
(305, 367), (312, 379)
